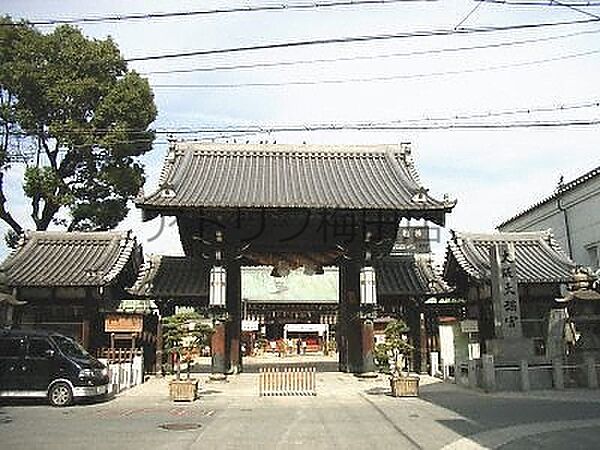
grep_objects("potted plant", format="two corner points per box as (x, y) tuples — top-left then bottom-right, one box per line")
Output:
(162, 311), (213, 401)
(383, 319), (419, 397)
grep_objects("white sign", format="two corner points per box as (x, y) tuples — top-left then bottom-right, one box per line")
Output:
(460, 320), (479, 333)
(242, 320), (259, 331)
(284, 323), (329, 335)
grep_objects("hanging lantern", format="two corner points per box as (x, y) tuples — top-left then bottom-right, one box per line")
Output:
(360, 266), (377, 305)
(209, 266), (227, 307)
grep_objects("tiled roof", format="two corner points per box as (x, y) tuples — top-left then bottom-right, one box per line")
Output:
(444, 230), (576, 284)
(377, 254), (452, 297)
(498, 165), (600, 228)
(137, 143), (455, 225)
(129, 255), (208, 298)
(1, 230), (141, 288)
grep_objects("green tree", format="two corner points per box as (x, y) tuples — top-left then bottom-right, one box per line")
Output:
(162, 312), (213, 380)
(0, 17), (157, 241)
(374, 319), (413, 377)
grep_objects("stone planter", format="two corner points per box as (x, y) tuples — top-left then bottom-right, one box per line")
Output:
(169, 379), (198, 402)
(390, 376), (419, 397)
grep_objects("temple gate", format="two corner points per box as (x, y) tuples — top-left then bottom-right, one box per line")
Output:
(136, 142), (454, 374)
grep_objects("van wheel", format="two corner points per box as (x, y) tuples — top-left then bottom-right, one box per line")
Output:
(48, 382), (73, 407)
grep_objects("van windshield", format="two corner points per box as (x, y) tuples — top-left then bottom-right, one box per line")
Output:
(52, 335), (91, 359)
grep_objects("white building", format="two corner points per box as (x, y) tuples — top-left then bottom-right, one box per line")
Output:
(498, 166), (600, 270)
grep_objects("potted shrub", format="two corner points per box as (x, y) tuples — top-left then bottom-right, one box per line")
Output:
(162, 311), (212, 401)
(383, 319), (419, 397)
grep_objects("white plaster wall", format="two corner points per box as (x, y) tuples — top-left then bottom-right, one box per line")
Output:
(499, 175), (600, 268)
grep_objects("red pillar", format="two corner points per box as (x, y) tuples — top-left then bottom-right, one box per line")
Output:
(211, 322), (227, 374)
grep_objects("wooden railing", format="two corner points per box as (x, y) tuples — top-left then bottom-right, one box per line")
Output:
(259, 366), (316, 397)
(96, 347), (143, 363)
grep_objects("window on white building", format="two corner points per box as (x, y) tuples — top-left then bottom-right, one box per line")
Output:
(587, 244), (600, 270)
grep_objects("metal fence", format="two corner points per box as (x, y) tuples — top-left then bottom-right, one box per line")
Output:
(259, 366), (317, 397)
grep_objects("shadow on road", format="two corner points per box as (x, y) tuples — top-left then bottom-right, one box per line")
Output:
(416, 381), (600, 447)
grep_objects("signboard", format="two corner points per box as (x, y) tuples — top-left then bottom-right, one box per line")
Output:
(490, 243), (522, 339)
(393, 226), (432, 254)
(242, 320), (259, 331)
(460, 319), (479, 333)
(284, 323), (329, 335)
(104, 314), (143, 333)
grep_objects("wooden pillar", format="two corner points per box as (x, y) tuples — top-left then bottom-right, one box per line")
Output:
(339, 261), (364, 374)
(226, 261), (242, 374)
(419, 311), (428, 374)
(337, 293), (348, 372)
(155, 319), (163, 376)
(361, 319), (376, 374)
(211, 322), (227, 374)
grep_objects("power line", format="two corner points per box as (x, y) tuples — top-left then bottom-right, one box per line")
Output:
(150, 48), (600, 88)
(5, 98), (600, 136)
(486, 0), (600, 19)
(125, 17), (600, 62)
(140, 27), (600, 75)
(6, 118), (600, 159)
(550, 0), (600, 19)
(169, 119), (600, 130)
(479, 0), (600, 4)
(6, 116), (600, 162)
(1, 0), (437, 27)
(454, 0), (485, 30)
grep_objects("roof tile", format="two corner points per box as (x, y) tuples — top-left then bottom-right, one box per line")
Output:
(444, 230), (575, 284)
(137, 143), (455, 224)
(1, 230), (140, 287)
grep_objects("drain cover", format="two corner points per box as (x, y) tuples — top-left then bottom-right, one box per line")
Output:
(159, 423), (202, 431)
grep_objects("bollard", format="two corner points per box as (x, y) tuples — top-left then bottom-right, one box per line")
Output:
(585, 356), (598, 389)
(482, 354), (496, 393)
(552, 359), (564, 390)
(520, 360), (530, 392)
(468, 360), (477, 389)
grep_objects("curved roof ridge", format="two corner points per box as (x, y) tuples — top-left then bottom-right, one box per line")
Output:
(103, 230), (140, 284)
(413, 253), (453, 294)
(444, 228), (576, 283)
(129, 253), (163, 296)
(537, 229), (576, 267)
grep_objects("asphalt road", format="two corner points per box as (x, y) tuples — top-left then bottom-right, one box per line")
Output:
(2, 370), (600, 450)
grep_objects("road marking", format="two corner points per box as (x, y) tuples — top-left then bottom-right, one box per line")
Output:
(442, 418), (600, 449)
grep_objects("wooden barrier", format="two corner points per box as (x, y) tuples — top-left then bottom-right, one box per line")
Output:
(97, 347), (143, 363)
(259, 366), (316, 397)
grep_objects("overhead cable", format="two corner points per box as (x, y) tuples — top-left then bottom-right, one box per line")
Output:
(5, 99), (599, 136)
(150, 48), (600, 88)
(0, 0), (437, 27)
(125, 17), (600, 62)
(140, 27), (600, 75)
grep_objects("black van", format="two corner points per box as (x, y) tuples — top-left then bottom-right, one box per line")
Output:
(0, 329), (109, 406)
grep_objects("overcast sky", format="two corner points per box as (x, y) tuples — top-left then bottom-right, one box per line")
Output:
(2, 0), (600, 263)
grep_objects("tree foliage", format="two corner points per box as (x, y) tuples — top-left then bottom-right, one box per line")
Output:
(0, 16), (157, 241)
(162, 312), (213, 380)
(374, 319), (414, 377)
